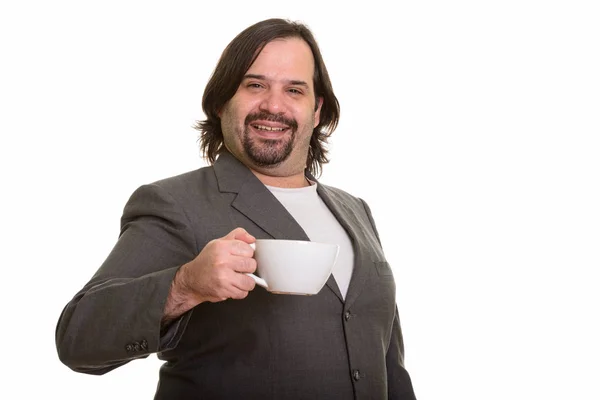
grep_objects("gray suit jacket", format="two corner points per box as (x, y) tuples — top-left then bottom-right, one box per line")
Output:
(56, 152), (416, 399)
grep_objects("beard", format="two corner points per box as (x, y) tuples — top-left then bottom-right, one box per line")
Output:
(242, 112), (298, 167)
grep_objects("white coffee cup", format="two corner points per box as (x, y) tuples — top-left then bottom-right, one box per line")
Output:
(246, 239), (340, 295)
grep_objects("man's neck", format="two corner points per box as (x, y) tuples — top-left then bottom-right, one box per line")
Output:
(251, 169), (310, 188)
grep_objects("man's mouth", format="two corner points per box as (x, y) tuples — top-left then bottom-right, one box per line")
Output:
(248, 122), (290, 139)
(244, 112), (297, 139)
(251, 124), (287, 132)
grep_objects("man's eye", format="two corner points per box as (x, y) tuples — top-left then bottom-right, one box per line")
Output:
(247, 83), (263, 89)
(288, 88), (303, 95)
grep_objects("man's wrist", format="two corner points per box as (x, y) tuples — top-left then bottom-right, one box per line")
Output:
(162, 264), (201, 325)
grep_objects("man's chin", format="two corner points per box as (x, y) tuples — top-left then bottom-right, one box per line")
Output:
(247, 152), (288, 168)
(243, 139), (292, 168)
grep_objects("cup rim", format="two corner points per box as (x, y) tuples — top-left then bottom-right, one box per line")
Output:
(254, 239), (338, 248)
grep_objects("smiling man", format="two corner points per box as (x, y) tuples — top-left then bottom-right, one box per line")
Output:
(56, 18), (417, 400)
(219, 37), (320, 185)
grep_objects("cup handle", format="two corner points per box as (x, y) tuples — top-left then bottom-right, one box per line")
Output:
(246, 273), (268, 289)
(245, 243), (268, 289)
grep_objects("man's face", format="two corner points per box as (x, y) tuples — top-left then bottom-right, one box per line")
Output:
(219, 38), (323, 176)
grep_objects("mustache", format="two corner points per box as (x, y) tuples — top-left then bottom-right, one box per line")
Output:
(245, 112), (298, 130)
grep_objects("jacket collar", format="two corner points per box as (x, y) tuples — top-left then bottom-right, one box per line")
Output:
(213, 151), (310, 241)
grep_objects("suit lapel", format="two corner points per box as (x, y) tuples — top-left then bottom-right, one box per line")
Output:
(231, 182), (309, 241)
(214, 151), (308, 241)
(316, 184), (373, 309)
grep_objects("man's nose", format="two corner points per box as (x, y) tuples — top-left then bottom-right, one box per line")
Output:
(258, 90), (285, 114)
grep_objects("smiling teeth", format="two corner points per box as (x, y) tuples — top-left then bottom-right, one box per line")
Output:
(254, 124), (285, 132)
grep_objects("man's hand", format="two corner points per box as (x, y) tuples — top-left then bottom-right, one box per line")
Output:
(162, 228), (257, 323)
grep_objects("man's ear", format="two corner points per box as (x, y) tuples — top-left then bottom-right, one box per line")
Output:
(314, 97), (324, 127)
(314, 96), (323, 111)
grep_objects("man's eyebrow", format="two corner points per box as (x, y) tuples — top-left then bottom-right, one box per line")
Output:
(243, 74), (309, 88)
(243, 74), (266, 81)
(289, 80), (309, 88)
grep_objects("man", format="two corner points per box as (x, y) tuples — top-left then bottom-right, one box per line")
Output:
(56, 18), (417, 399)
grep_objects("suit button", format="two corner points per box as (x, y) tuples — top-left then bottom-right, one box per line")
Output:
(344, 311), (351, 321)
(141, 339), (148, 351)
(125, 344), (134, 352)
(353, 369), (361, 381)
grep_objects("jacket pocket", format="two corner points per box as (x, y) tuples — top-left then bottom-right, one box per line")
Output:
(374, 261), (394, 277)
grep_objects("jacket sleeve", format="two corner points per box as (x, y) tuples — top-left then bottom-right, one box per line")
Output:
(386, 308), (417, 399)
(360, 198), (417, 399)
(55, 183), (197, 374)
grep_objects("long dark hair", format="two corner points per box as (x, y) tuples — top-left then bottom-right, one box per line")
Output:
(194, 18), (340, 177)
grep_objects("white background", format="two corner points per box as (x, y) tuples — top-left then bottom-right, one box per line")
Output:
(1, 1), (599, 399)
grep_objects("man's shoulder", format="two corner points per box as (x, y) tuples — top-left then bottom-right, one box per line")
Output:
(138, 165), (217, 199)
(152, 166), (213, 186)
(318, 182), (365, 208)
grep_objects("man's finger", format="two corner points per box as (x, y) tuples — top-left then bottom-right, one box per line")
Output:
(230, 255), (257, 273)
(231, 272), (257, 293)
(228, 286), (252, 300)
(229, 240), (255, 257)
(223, 227), (255, 244)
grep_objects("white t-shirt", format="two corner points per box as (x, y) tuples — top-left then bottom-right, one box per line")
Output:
(265, 182), (355, 299)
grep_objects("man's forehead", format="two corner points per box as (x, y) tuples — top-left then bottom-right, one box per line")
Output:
(252, 39), (314, 66)
(243, 39), (315, 87)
